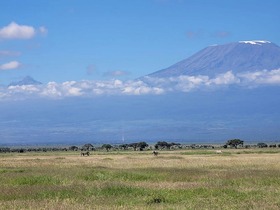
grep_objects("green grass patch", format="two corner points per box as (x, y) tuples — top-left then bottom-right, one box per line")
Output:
(81, 168), (162, 182)
(237, 150), (280, 154)
(79, 166), (209, 183)
(180, 150), (222, 155)
(0, 168), (25, 174)
(10, 175), (61, 186)
(99, 184), (148, 197)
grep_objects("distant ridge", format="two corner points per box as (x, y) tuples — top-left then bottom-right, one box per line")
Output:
(8, 76), (42, 86)
(148, 40), (280, 77)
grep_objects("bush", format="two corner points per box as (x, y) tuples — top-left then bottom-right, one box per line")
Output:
(257, 143), (268, 148)
(269, 144), (277, 148)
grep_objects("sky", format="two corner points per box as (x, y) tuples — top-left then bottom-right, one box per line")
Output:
(1, 0), (280, 144)
(1, 0), (280, 85)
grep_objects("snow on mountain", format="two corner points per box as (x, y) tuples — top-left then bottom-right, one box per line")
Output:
(148, 41), (280, 78)
(239, 40), (271, 45)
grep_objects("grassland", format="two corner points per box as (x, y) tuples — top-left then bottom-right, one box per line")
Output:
(0, 149), (280, 209)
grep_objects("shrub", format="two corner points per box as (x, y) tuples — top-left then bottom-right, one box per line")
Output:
(257, 143), (268, 148)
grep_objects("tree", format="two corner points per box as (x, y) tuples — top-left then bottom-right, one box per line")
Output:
(137, 142), (149, 151)
(155, 141), (168, 149)
(69, 146), (78, 151)
(82, 143), (94, 151)
(0, 147), (10, 153)
(128, 143), (138, 151)
(154, 141), (176, 149)
(128, 142), (149, 151)
(102, 144), (112, 152)
(226, 139), (244, 148)
(119, 144), (128, 150)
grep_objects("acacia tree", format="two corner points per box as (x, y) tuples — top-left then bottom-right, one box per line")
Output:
(102, 144), (113, 152)
(82, 143), (95, 151)
(128, 142), (149, 151)
(154, 141), (179, 150)
(137, 142), (149, 151)
(226, 139), (244, 148)
(155, 141), (169, 149)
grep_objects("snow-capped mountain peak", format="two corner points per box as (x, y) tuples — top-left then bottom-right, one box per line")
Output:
(239, 40), (271, 45)
(147, 40), (280, 78)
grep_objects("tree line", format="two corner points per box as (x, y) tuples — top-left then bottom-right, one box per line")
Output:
(0, 139), (279, 153)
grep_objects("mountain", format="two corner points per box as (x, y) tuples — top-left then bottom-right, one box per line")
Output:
(8, 76), (42, 86)
(1, 41), (280, 146)
(148, 40), (280, 77)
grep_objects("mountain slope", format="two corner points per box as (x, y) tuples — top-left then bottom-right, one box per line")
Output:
(148, 40), (280, 77)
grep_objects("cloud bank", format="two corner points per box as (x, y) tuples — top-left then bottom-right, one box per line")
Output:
(1, 69), (280, 100)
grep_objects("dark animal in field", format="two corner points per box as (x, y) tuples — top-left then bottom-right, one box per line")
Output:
(81, 151), (90, 156)
(153, 151), (159, 156)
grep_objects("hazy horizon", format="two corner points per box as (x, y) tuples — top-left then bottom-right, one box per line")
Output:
(1, 1), (280, 146)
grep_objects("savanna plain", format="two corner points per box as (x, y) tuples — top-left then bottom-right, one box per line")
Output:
(1, 149), (280, 210)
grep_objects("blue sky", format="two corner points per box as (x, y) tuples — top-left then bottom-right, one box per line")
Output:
(1, 0), (280, 84)
(1, 0), (280, 145)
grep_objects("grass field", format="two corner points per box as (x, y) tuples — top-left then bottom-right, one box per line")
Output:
(0, 149), (280, 209)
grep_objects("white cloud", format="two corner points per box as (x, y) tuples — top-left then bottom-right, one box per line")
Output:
(0, 22), (36, 39)
(61, 81), (83, 96)
(122, 80), (165, 95)
(40, 82), (62, 98)
(143, 70), (280, 93)
(1, 69), (280, 100)
(208, 71), (240, 85)
(8, 85), (40, 93)
(40, 81), (84, 98)
(36, 79), (165, 98)
(0, 22), (47, 40)
(239, 69), (280, 85)
(173, 75), (209, 92)
(0, 61), (21, 70)
(0, 22), (47, 75)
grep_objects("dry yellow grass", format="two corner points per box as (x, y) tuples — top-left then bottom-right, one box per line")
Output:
(1, 149), (280, 209)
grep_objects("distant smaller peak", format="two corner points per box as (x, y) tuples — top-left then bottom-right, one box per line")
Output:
(8, 76), (42, 86)
(239, 40), (271, 45)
